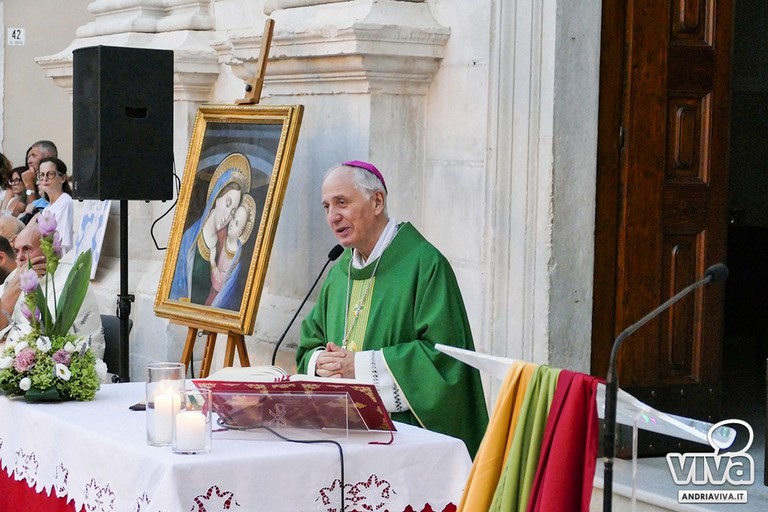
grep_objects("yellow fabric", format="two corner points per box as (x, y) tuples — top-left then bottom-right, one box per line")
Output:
(343, 277), (376, 352)
(489, 365), (561, 511)
(458, 361), (538, 512)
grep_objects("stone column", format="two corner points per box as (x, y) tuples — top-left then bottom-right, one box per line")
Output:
(35, 0), (221, 378)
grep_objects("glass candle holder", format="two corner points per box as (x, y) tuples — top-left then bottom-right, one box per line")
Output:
(172, 388), (212, 454)
(146, 362), (185, 446)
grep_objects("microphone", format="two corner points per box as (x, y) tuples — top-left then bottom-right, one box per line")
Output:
(270, 244), (344, 366)
(603, 262), (728, 512)
(704, 262), (729, 282)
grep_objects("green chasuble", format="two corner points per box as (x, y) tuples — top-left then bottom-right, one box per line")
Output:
(297, 222), (489, 457)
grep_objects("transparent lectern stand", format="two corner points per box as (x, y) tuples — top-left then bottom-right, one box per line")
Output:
(209, 391), (364, 439)
(435, 343), (737, 508)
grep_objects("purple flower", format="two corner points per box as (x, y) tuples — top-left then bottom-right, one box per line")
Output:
(20, 301), (33, 321)
(52, 349), (70, 366)
(19, 269), (39, 294)
(13, 348), (36, 372)
(36, 211), (57, 237)
(52, 232), (63, 257)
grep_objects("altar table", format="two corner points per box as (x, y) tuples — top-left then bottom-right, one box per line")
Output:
(0, 382), (471, 511)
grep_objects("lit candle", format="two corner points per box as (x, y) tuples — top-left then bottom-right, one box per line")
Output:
(174, 410), (207, 452)
(152, 387), (180, 444)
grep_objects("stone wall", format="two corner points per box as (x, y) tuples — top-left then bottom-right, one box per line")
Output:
(6, 0), (602, 398)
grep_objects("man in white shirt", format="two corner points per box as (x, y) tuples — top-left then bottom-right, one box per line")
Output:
(0, 222), (104, 358)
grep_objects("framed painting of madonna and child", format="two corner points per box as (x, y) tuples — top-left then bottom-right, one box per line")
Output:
(154, 104), (304, 334)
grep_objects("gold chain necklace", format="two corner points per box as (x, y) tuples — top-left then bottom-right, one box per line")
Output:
(341, 254), (383, 350)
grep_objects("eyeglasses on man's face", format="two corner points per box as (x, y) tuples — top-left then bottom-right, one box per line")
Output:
(36, 170), (60, 181)
(8, 178), (21, 184)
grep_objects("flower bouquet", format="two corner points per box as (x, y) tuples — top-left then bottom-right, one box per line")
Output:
(0, 212), (105, 401)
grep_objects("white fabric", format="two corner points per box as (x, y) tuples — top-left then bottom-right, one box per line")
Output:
(351, 216), (398, 268)
(355, 349), (409, 412)
(43, 192), (74, 255)
(0, 381), (472, 511)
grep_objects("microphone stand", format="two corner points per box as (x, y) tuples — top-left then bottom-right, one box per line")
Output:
(603, 263), (728, 512)
(271, 245), (344, 366)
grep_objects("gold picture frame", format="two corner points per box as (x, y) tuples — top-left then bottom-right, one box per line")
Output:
(154, 104), (304, 334)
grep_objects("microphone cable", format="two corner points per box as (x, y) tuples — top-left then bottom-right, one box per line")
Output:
(262, 426), (346, 511)
(271, 244), (344, 365)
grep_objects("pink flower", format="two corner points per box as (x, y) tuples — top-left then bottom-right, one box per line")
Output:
(52, 232), (63, 257)
(52, 349), (70, 366)
(19, 269), (39, 294)
(13, 348), (36, 372)
(20, 301), (33, 321)
(36, 211), (57, 237)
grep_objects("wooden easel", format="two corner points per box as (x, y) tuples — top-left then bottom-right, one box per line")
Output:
(180, 327), (251, 378)
(236, 18), (274, 105)
(179, 19), (275, 377)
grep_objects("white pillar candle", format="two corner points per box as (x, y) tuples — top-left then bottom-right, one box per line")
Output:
(153, 387), (180, 444)
(174, 410), (207, 452)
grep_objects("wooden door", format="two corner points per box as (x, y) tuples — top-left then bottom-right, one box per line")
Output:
(593, 0), (733, 434)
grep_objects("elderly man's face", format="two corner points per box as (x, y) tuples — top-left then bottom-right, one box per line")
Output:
(321, 168), (384, 256)
(12, 224), (42, 268)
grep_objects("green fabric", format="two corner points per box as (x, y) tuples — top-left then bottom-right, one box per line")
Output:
(489, 365), (561, 512)
(191, 244), (211, 304)
(297, 222), (489, 457)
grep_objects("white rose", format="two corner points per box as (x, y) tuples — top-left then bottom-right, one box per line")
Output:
(55, 364), (71, 381)
(0, 356), (14, 369)
(19, 377), (31, 391)
(63, 342), (76, 354)
(13, 341), (29, 355)
(5, 339), (17, 350)
(36, 336), (52, 353)
(94, 359), (108, 383)
(75, 338), (89, 353)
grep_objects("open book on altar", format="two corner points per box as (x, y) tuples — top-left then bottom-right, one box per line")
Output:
(193, 366), (396, 433)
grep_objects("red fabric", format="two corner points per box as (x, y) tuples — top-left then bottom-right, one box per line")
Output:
(526, 370), (601, 512)
(0, 470), (83, 512)
(402, 506), (457, 512)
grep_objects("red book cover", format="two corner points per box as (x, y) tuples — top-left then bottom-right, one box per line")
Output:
(193, 367), (396, 432)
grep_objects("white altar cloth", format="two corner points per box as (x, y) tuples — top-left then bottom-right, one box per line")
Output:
(0, 382), (471, 511)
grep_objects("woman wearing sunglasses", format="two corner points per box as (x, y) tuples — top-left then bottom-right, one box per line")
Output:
(36, 157), (74, 254)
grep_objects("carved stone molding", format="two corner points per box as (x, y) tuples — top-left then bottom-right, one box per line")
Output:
(264, 0), (424, 16)
(213, 0), (449, 96)
(37, 31), (219, 103)
(77, 0), (213, 38)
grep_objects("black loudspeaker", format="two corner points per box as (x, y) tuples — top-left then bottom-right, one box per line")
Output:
(72, 46), (174, 200)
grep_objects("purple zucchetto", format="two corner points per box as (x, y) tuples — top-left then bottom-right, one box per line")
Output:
(342, 160), (387, 193)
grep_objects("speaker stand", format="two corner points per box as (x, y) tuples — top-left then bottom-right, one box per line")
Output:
(116, 200), (134, 382)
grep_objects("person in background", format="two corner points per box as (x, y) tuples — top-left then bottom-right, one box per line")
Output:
(3, 167), (29, 218)
(0, 236), (16, 288)
(0, 213), (24, 243)
(296, 161), (489, 458)
(21, 141), (56, 212)
(0, 153), (13, 213)
(0, 222), (104, 358)
(36, 157), (74, 255)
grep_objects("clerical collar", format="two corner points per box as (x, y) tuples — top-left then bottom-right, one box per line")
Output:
(352, 217), (398, 269)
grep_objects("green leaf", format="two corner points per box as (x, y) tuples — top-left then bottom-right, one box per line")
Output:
(52, 250), (92, 336)
(24, 386), (62, 402)
(34, 286), (52, 331)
